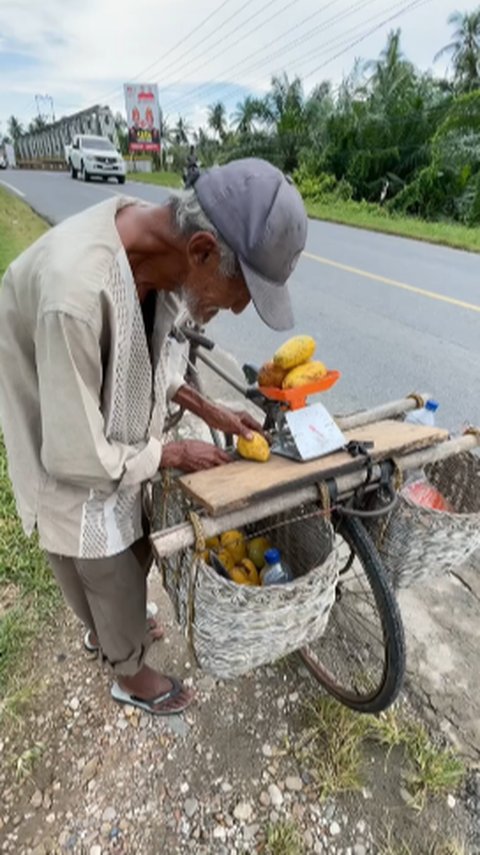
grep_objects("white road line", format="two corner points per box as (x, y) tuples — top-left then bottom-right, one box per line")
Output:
(0, 179), (26, 198)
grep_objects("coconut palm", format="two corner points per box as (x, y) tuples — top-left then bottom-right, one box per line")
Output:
(7, 115), (24, 142)
(207, 101), (227, 141)
(232, 96), (264, 135)
(173, 116), (192, 145)
(435, 9), (480, 92)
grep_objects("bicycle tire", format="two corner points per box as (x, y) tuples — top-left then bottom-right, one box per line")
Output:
(299, 514), (406, 714)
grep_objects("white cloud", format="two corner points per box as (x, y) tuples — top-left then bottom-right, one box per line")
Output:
(0, 0), (478, 130)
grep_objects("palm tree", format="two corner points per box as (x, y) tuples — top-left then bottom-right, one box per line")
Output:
(207, 101), (227, 141)
(173, 115), (192, 145)
(232, 96), (264, 135)
(28, 116), (48, 133)
(7, 115), (24, 142)
(435, 9), (480, 92)
(365, 30), (414, 102)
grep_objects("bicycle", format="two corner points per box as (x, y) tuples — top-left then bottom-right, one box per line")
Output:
(164, 321), (406, 714)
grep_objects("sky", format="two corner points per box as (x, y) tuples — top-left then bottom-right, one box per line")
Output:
(0, 0), (478, 136)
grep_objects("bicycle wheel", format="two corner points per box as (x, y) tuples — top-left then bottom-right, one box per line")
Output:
(299, 514), (406, 714)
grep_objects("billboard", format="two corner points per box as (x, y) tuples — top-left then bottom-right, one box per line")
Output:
(123, 83), (161, 153)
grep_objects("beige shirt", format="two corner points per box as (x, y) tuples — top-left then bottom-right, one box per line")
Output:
(0, 197), (185, 558)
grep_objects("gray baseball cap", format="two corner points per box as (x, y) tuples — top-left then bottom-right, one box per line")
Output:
(194, 158), (308, 331)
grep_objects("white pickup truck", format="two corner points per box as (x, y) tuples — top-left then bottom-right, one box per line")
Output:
(66, 134), (126, 183)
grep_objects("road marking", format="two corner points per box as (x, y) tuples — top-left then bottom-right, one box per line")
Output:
(0, 179), (26, 198)
(302, 250), (480, 315)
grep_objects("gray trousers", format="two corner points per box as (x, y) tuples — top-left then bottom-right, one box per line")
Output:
(46, 537), (153, 676)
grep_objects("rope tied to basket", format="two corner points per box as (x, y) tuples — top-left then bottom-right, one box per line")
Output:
(183, 510), (209, 667)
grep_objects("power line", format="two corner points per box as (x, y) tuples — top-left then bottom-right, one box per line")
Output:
(158, 0), (305, 101)
(160, 0), (371, 114)
(304, 0), (433, 79)
(162, 0), (408, 115)
(90, 0), (237, 107)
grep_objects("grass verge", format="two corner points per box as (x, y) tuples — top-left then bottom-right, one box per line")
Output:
(127, 170), (480, 252)
(0, 187), (58, 719)
(300, 698), (465, 809)
(304, 198), (480, 253)
(126, 170), (182, 189)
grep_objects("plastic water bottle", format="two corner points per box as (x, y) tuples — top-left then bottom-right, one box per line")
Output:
(405, 399), (439, 427)
(260, 548), (293, 585)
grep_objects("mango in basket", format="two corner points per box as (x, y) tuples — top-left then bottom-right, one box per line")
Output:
(282, 360), (328, 389)
(257, 360), (288, 389)
(239, 558), (260, 585)
(200, 549), (211, 564)
(228, 565), (258, 586)
(247, 536), (272, 570)
(237, 433), (271, 463)
(216, 549), (236, 573)
(220, 530), (247, 563)
(205, 536), (221, 551)
(273, 335), (316, 371)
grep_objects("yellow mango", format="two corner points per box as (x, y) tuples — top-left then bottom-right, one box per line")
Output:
(282, 361), (328, 389)
(205, 536), (221, 551)
(216, 549), (236, 573)
(200, 549), (211, 564)
(273, 335), (316, 371)
(247, 536), (272, 570)
(237, 433), (271, 463)
(257, 360), (288, 389)
(228, 566), (257, 586)
(240, 558), (260, 585)
(220, 530), (247, 563)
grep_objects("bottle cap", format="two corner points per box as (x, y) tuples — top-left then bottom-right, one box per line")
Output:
(264, 548), (280, 564)
(425, 399), (439, 412)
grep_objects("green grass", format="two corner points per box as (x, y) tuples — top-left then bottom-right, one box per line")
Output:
(127, 170), (182, 189)
(0, 187), (58, 715)
(125, 170), (480, 252)
(265, 821), (304, 855)
(305, 198), (480, 253)
(300, 697), (372, 800)
(298, 698), (465, 809)
(0, 186), (48, 277)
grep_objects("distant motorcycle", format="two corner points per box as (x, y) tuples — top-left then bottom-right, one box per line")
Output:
(182, 160), (200, 189)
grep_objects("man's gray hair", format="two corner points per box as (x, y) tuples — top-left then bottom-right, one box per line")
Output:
(170, 189), (239, 278)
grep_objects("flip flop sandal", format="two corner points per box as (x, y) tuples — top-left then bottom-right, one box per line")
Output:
(110, 677), (191, 716)
(83, 603), (160, 653)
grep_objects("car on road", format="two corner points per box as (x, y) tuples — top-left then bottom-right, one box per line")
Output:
(66, 135), (126, 184)
(0, 154), (7, 169)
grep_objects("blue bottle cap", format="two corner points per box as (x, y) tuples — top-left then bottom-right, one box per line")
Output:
(425, 399), (439, 412)
(264, 548), (281, 564)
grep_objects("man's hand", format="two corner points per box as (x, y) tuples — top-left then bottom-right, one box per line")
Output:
(172, 385), (266, 441)
(205, 405), (265, 440)
(161, 440), (232, 473)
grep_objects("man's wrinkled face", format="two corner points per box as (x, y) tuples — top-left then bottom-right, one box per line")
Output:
(182, 232), (251, 324)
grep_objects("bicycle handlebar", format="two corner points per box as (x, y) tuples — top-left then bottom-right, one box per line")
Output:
(180, 326), (215, 351)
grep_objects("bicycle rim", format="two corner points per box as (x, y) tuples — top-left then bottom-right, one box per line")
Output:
(299, 515), (406, 714)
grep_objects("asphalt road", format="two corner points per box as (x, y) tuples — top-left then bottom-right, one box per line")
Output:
(2, 169), (479, 429)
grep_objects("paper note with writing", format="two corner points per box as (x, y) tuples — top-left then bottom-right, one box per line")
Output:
(285, 402), (346, 461)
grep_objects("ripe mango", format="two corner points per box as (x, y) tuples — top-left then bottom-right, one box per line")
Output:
(237, 433), (271, 463)
(273, 335), (316, 371)
(216, 549), (236, 573)
(239, 558), (260, 585)
(205, 536), (221, 551)
(257, 360), (288, 389)
(282, 361), (328, 389)
(228, 566), (257, 586)
(220, 530), (247, 563)
(247, 536), (272, 570)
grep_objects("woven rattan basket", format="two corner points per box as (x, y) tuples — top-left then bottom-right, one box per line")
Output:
(368, 451), (480, 588)
(154, 481), (339, 679)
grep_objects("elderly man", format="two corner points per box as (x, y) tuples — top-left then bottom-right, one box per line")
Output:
(0, 158), (307, 715)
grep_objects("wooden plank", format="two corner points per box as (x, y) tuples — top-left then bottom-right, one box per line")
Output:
(179, 420), (449, 516)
